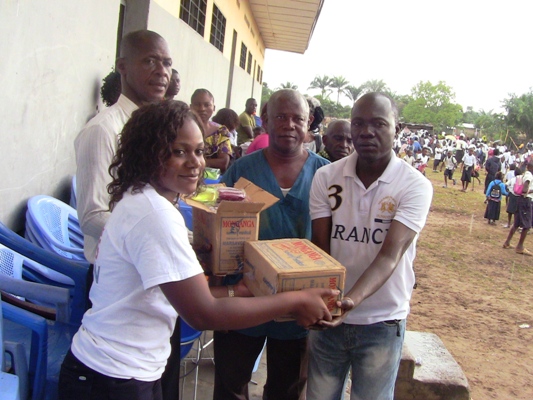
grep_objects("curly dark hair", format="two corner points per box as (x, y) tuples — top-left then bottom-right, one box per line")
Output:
(100, 70), (122, 107)
(107, 100), (204, 209)
(211, 108), (240, 131)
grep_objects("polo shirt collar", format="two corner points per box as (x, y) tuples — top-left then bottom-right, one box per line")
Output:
(343, 150), (399, 184)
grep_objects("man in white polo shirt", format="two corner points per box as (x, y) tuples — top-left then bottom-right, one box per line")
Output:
(75, 30), (172, 265)
(307, 93), (433, 400)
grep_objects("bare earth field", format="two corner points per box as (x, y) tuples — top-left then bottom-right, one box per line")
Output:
(408, 169), (533, 399)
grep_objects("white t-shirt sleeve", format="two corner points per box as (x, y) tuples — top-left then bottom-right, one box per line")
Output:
(125, 208), (203, 290)
(310, 167), (333, 220)
(394, 175), (433, 234)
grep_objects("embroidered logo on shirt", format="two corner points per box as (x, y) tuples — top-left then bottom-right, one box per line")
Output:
(375, 196), (397, 223)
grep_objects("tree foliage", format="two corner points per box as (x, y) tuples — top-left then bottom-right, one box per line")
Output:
(314, 95), (351, 119)
(308, 75), (333, 99)
(402, 81), (463, 133)
(261, 82), (273, 108)
(503, 89), (533, 139)
(330, 76), (350, 105)
(345, 85), (363, 104)
(360, 79), (389, 94)
(278, 81), (298, 90)
(474, 110), (507, 141)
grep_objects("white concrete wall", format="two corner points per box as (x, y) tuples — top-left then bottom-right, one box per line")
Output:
(0, 0), (266, 232)
(149, 1), (262, 110)
(149, 3), (230, 107)
(0, 0), (119, 231)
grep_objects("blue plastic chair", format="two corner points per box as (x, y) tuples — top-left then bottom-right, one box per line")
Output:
(25, 195), (87, 264)
(177, 200), (193, 231)
(1, 295), (21, 400)
(1, 274), (75, 400)
(180, 318), (202, 359)
(0, 222), (90, 326)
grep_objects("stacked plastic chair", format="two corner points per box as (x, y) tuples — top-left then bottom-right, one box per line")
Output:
(0, 220), (90, 397)
(1, 271), (73, 400)
(0, 223), (90, 398)
(24, 195), (88, 286)
(0, 221), (90, 328)
(0, 222), (85, 399)
(1, 290), (21, 400)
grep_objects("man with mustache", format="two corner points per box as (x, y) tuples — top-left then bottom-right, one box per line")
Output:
(214, 89), (330, 400)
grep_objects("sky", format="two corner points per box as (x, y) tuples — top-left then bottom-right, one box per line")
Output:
(262, 0), (532, 113)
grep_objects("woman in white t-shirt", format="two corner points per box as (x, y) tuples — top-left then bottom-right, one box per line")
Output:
(58, 101), (337, 400)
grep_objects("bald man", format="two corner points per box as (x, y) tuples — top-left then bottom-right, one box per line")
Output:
(318, 120), (354, 162)
(307, 93), (433, 400)
(75, 30), (172, 264)
(215, 89), (330, 400)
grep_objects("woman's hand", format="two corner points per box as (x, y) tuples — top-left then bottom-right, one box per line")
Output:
(308, 297), (356, 330)
(289, 288), (340, 328)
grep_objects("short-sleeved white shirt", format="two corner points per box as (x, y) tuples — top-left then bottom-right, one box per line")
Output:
(523, 170), (533, 200)
(71, 185), (204, 381)
(310, 152), (433, 324)
(462, 153), (476, 167)
(75, 95), (138, 263)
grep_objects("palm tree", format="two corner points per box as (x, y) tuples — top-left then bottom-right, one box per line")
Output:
(308, 75), (333, 99)
(278, 81), (298, 90)
(330, 76), (350, 105)
(345, 85), (363, 103)
(360, 79), (389, 94)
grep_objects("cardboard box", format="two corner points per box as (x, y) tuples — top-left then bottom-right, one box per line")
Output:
(184, 178), (279, 275)
(243, 239), (346, 319)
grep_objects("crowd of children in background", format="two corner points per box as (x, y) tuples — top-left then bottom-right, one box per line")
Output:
(395, 128), (533, 255)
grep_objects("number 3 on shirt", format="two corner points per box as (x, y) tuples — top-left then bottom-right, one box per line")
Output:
(328, 184), (343, 211)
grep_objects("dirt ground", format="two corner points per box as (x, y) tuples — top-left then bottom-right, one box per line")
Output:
(408, 169), (533, 399)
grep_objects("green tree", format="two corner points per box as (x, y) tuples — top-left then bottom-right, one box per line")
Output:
(261, 82), (273, 108)
(388, 92), (411, 117)
(402, 81), (463, 133)
(277, 81), (298, 90)
(308, 75), (333, 99)
(330, 76), (350, 105)
(345, 85), (363, 104)
(360, 79), (389, 94)
(474, 110), (506, 141)
(503, 89), (533, 140)
(463, 106), (479, 124)
(315, 95), (351, 119)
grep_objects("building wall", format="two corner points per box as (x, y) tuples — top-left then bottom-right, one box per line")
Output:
(0, 0), (267, 231)
(151, 0), (264, 109)
(0, 0), (119, 231)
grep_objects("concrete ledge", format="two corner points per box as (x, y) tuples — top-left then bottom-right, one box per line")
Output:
(395, 331), (470, 400)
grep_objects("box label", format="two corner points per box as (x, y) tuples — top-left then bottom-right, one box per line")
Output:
(255, 240), (331, 269)
(217, 216), (258, 273)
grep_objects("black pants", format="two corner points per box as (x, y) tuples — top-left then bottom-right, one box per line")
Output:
(58, 350), (162, 400)
(485, 173), (495, 193)
(213, 330), (307, 400)
(161, 318), (181, 400)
